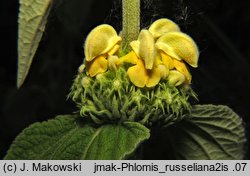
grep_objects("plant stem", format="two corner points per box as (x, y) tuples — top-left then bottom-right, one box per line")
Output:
(122, 0), (140, 49)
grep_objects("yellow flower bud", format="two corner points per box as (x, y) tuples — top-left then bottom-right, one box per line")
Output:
(157, 64), (168, 79)
(107, 55), (119, 70)
(81, 76), (91, 88)
(149, 18), (180, 39)
(96, 73), (104, 81)
(156, 32), (199, 68)
(84, 24), (121, 62)
(173, 59), (192, 84)
(78, 64), (86, 73)
(168, 70), (185, 86)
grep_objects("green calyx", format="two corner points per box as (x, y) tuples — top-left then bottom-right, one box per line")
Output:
(69, 67), (197, 126)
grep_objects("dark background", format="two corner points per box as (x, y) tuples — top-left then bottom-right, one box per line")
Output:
(0, 0), (249, 159)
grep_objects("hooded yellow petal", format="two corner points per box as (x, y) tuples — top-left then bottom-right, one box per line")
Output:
(107, 44), (120, 56)
(84, 24), (121, 62)
(86, 55), (108, 77)
(168, 70), (185, 86)
(146, 66), (162, 87)
(138, 30), (156, 69)
(127, 59), (148, 88)
(160, 51), (174, 69)
(149, 18), (180, 39)
(117, 51), (138, 65)
(156, 32), (199, 67)
(130, 40), (140, 57)
(173, 59), (192, 84)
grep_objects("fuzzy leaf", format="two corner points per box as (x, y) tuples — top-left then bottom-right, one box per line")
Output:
(17, 0), (53, 87)
(167, 105), (246, 159)
(4, 115), (150, 159)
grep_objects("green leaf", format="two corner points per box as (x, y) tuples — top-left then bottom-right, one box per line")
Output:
(166, 105), (246, 159)
(17, 0), (53, 88)
(4, 115), (150, 159)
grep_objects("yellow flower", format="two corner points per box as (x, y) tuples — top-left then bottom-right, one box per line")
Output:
(151, 19), (199, 86)
(119, 18), (199, 87)
(160, 51), (192, 84)
(84, 24), (121, 77)
(119, 30), (167, 88)
(155, 31), (199, 68)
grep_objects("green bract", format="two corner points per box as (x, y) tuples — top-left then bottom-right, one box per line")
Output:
(69, 67), (196, 126)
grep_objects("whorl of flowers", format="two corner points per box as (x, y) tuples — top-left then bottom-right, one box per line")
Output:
(69, 18), (199, 125)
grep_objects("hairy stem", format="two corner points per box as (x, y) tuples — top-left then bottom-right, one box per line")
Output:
(122, 0), (140, 49)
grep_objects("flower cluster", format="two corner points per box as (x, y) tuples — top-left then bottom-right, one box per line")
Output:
(83, 18), (199, 88)
(69, 18), (198, 125)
